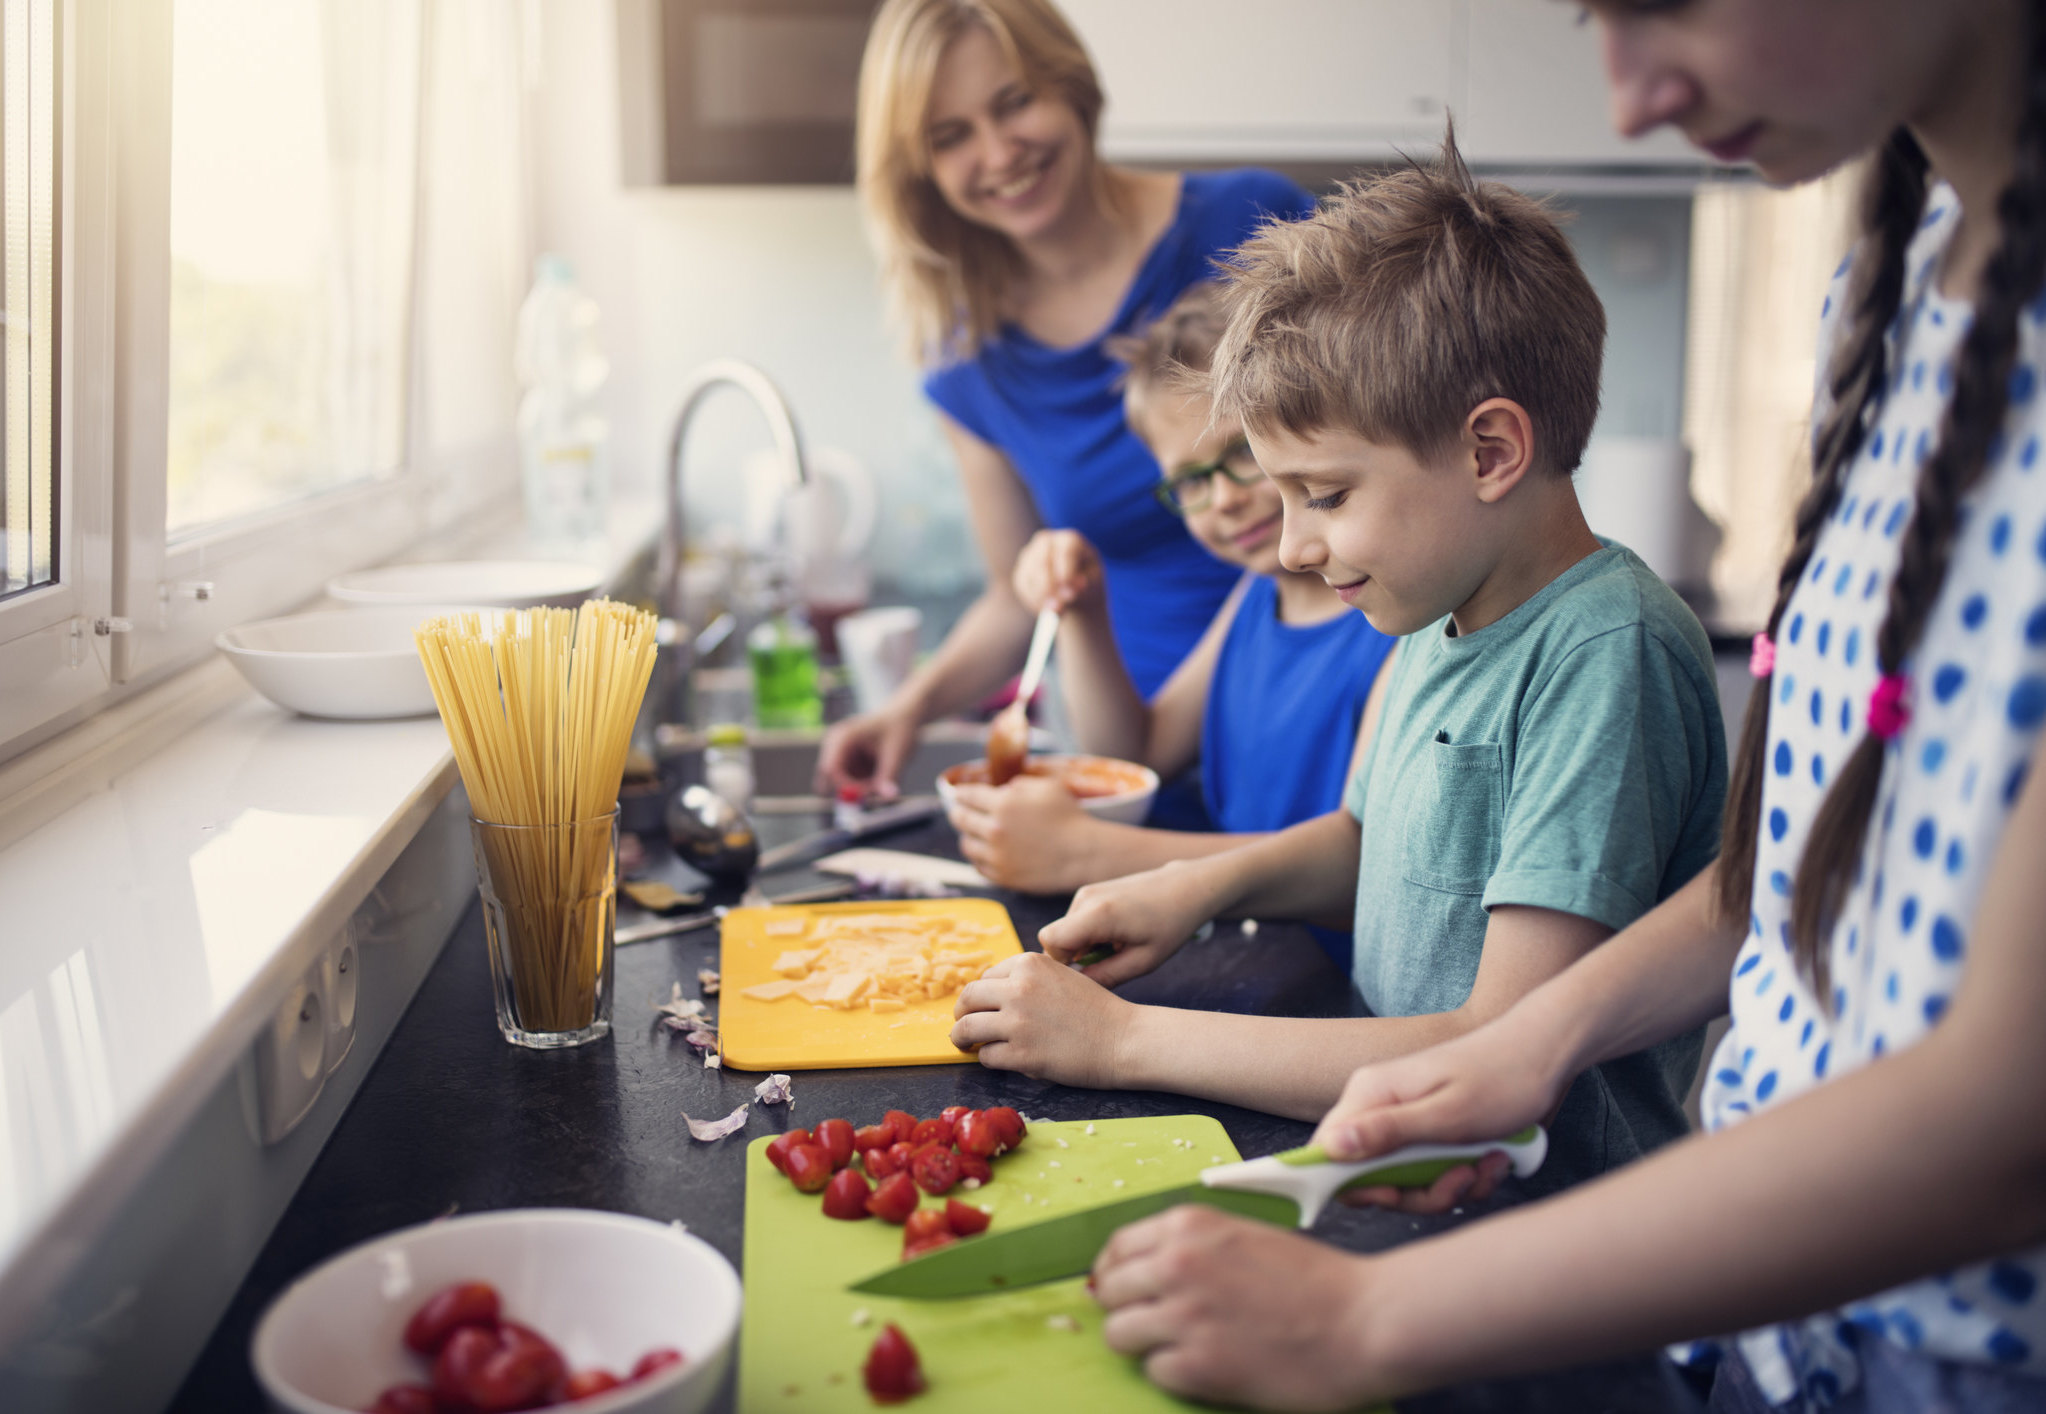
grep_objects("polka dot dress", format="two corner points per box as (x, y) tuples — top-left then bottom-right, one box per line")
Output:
(1697, 188), (2046, 1406)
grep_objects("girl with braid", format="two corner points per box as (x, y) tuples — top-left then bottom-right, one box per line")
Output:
(1077, 3), (2046, 1411)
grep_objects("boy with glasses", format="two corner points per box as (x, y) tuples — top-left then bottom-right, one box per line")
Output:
(944, 283), (1394, 973)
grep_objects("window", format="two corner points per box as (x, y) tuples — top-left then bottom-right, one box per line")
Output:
(0, 0), (55, 603)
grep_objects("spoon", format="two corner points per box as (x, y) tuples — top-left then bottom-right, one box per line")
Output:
(986, 605), (1059, 786)
(665, 783), (760, 880)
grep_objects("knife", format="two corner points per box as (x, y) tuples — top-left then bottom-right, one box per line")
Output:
(754, 795), (946, 874)
(848, 1126), (1547, 1299)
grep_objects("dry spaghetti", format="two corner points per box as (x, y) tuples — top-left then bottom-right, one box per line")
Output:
(416, 600), (658, 1035)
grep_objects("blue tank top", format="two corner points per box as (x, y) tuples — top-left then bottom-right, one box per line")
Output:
(1202, 576), (1395, 969)
(922, 168), (1318, 697)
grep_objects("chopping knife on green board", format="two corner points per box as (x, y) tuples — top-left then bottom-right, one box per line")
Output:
(850, 1126), (1547, 1300)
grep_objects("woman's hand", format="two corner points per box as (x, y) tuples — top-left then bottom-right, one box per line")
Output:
(1036, 861), (1217, 986)
(1092, 1206), (1384, 1412)
(949, 952), (1136, 1089)
(1011, 529), (1103, 615)
(945, 775), (1100, 893)
(1311, 1013), (1570, 1216)
(815, 704), (921, 799)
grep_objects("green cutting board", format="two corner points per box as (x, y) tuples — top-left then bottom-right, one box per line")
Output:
(738, 1114), (1242, 1410)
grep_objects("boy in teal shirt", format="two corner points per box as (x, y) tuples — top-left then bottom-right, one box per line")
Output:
(949, 129), (1725, 1189)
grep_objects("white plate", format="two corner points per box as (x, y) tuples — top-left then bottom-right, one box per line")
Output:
(327, 559), (603, 610)
(219, 607), (472, 720)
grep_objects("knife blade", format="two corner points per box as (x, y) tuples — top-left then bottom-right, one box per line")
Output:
(848, 1126), (1546, 1300)
(754, 795), (945, 874)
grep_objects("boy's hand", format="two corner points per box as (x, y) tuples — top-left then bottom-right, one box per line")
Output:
(949, 953), (1135, 1088)
(1091, 1206), (1382, 1411)
(1036, 861), (1215, 986)
(815, 705), (920, 799)
(945, 775), (1097, 893)
(1012, 529), (1103, 615)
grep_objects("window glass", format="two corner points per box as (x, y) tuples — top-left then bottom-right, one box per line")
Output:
(165, 0), (420, 537)
(0, 0), (55, 601)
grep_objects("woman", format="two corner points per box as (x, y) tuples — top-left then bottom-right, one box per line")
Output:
(817, 0), (1315, 798)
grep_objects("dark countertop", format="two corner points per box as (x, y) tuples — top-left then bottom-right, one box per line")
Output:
(170, 818), (1707, 1414)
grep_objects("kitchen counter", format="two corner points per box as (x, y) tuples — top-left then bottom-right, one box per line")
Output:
(169, 817), (1708, 1414)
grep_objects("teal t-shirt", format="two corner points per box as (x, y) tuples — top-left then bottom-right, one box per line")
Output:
(1344, 541), (1726, 1190)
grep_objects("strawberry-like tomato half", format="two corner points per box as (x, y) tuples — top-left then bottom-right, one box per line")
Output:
(881, 1110), (918, 1146)
(954, 1151), (992, 1186)
(853, 1123), (892, 1154)
(909, 1147), (960, 1196)
(764, 1128), (814, 1176)
(431, 1325), (501, 1409)
(953, 1111), (1002, 1158)
(902, 1207), (957, 1261)
(822, 1166), (873, 1219)
(784, 1142), (834, 1194)
(866, 1171), (920, 1223)
(943, 1199), (992, 1237)
(982, 1105), (1026, 1148)
(467, 1325), (565, 1413)
(862, 1323), (926, 1404)
(629, 1347), (686, 1381)
(813, 1118), (856, 1169)
(863, 1143), (905, 1179)
(886, 1141), (918, 1172)
(909, 1116), (954, 1148)
(939, 1105), (971, 1126)
(403, 1280), (501, 1355)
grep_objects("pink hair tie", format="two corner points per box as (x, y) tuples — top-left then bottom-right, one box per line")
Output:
(1748, 632), (1776, 678)
(1868, 674), (1912, 740)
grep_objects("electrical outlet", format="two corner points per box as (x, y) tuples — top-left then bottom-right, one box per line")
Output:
(245, 968), (328, 1145)
(321, 925), (359, 1074)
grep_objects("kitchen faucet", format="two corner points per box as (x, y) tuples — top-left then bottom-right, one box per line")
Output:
(652, 358), (808, 730)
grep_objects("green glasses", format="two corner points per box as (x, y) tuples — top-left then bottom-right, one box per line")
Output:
(1153, 439), (1263, 515)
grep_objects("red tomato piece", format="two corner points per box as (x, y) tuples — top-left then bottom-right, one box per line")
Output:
(822, 1166), (873, 1219)
(954, 1151), (992, 1186)
(982, 1106), (1026, 1149)
(468, 1334), (563, 1413)
(881, 1110), (918, 1146)
(902, 1231), (957, 1261)
(863, 1143), (904, 1179)
(558, 1368), (625, 1401)
(861, 1324), (926, 1404)
(629, 1347), (686, 1381)
(764, 1128), (815, 1176)
(939, 1105), (971, 1126)
(953, 1111), (1002, 1158)
(865, 1172), (919, 1224)
(402, 1280), (501, 1355)
(909, 1147), (960, 1196)
(814, 1118), (856, 1169)
(909, 1117), (954, 1148)
(784, 1142), (834, 1194)
(431, 1324), (500, 1408)
(903, 1208), (950, 1245)
(853, 1123), (891, 1153)
(943, 1199), (992, 1237)
(886, 1141), (917, 1173)
(366, 1385), (439, 1414)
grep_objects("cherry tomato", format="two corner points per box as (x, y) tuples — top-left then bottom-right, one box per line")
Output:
(881, 1110), (918, 1145)
(862, 1323), (926, 1404)
(909, 1147), (960, 1196)
(939, 1105), (971, 1126)
(468, 1333), (563, 1412)
(402, 1279), (501, 1355)
(853, 1123), (891, 1153)
(944, 1199), (992, 1237)
(863, 1143), (905, 1179)
(886, 1141), (917, 1171)
(431, 1324), (500, 1408)
(822, 1166), (873, 1219)
(813, 1118), (856, 1169)
(784, 1142), (834, 1194)
(629, 1347), (687, 1381)
(954, 1151), (992, 1186)
(366, 1385), (439, 1414)
(865, 1172), (919, 1224)
(954, 1111), (1002, 1158)
(558, 1368), (625, 1401)
(902, 1230), (957, 1262)
(909, 1117), (954, 1148)
(983, 1105), (1026, 1148)
(764, 1128), (814, 1176)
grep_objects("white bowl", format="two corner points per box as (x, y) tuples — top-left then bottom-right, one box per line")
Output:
(938, 752), (1161, 827)
(328, 559), (604, 610)
(219, 607), (462, 720)
(251, 1209), (740, 1414)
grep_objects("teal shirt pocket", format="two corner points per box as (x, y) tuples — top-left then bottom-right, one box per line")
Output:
(1400, 737), (1505, 896)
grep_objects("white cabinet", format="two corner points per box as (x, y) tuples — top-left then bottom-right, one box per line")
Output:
(1062, 0), (1704, 169)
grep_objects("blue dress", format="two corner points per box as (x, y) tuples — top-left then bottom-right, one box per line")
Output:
(1202, 575), (1396, 969)
(922, 168), (1317, 698)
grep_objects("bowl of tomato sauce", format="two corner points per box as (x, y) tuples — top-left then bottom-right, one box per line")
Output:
(251, 1209), (739, 1414)
(938, 753), (1160, 827)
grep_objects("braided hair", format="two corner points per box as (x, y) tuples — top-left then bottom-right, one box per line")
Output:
(1716, 2), (2046, 1002)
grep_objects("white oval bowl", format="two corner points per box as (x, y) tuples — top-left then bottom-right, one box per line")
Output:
(328, 559), (604, 610)
(938, 753), (1160, 827)
(218, 607), (466, 720)
(251, 1208), (740, 1414)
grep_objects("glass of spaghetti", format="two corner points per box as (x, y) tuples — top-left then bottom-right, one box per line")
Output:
(470, 809), (619, 1046)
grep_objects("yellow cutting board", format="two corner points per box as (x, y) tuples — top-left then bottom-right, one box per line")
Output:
(718, 898), (1023, 1071)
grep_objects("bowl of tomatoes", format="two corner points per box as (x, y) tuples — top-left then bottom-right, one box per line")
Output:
(250, 1209), (740, 1414)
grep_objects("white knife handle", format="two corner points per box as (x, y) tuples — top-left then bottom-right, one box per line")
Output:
(1201, 1127), (1548, 1228)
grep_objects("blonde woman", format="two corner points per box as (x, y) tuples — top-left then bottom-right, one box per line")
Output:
(817, 0), (1314, 800)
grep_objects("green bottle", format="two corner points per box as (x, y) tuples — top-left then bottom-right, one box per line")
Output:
(748, 611), (822, 729)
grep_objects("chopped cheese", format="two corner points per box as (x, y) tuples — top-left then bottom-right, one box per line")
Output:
(772, 948), (823, 977)
(740, 979), (802, 1002)
(867, 997), (905, 1013)
(742, 910), (1004, 1010)
(764, 917), (809, 937)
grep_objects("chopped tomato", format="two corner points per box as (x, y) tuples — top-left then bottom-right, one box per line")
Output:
(982, 1106), (1026, 1149)
(881, 1109), (918, 1145)
(629, 1347), (686, 1381)
(939, 1105), (971, 1126)
(863, 1143), (905, 1179)
(886, 1141), (918, 1172)
(558, 1368), (625, 1401)
(430, 1325), (500, 1409)
(467, 1328), (563, 1412)
(765, 1128), (814, 1175)
(853, 1123), (892, 1153)
(909, 1116), (954, 1148)
(784, 1142), (835, 1194)
(909, 1147), (960, 1196)
(866, 1171), (920, 1223)
(943, 1199), (992, 1237)
(954, 1111), (1003, 1158)
(366, 1385), (439, 1414)
(814, 1118), (857, 1169)
(862, 1323), (926, 1404)
(402, 1280), (501, 1355)
(954, 1151), (992, 1186)
(822, 1166), (873, 1220)
(902, 1230), (957, 1261)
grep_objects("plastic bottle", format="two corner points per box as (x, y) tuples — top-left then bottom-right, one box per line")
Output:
(703, 722), (754, 813)
(514, 254), (609, 545)
(748, 608), (823, 730)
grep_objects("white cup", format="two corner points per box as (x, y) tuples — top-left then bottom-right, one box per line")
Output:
(838, 605), (922, 715)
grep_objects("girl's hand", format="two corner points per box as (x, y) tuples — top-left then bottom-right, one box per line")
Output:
(1011, 529), (1103, 615)
(1036, 861), (1215, 986)
(949, 952), (1135, 1088)
(944, 775), (1098, 893)
(1311, 1016), (1569, 1216)
(815, 705), (920, 799)
(1091, 1206), (1382, 1411)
